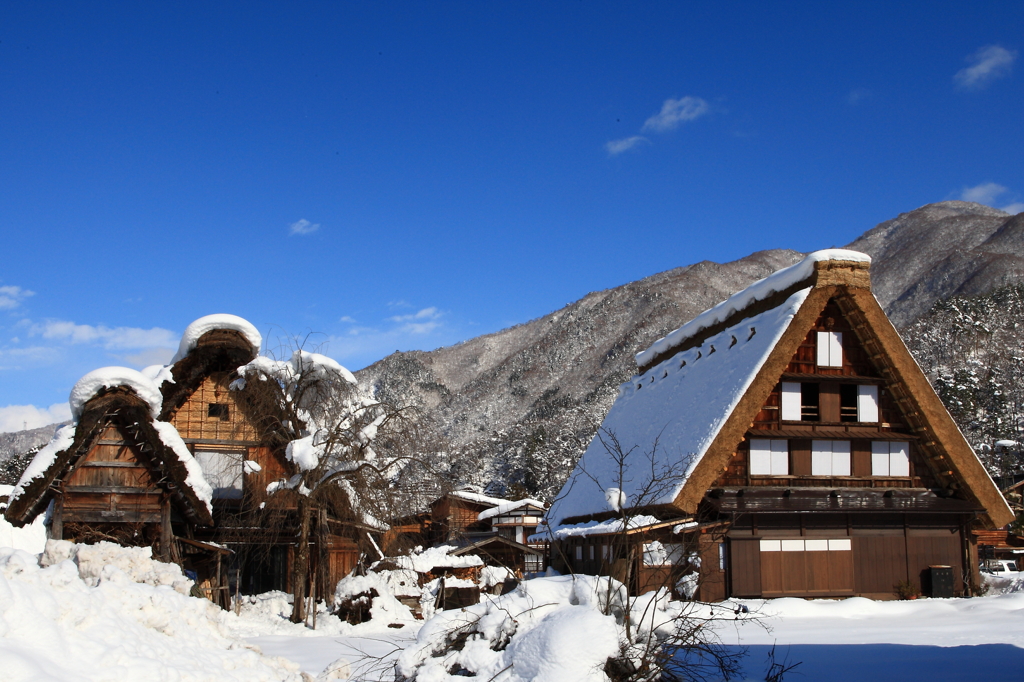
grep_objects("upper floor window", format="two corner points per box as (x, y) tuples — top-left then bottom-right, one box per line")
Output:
(811, 440), (850, 476)
(872, 441), (910, 476)
(750, 438), (789, 475)
(817, 331), (843, 367)
(782, 382), (877, 423)
(207, 403), (229, 421)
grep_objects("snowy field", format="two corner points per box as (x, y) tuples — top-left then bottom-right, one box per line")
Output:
(2, 506), (1024, 682)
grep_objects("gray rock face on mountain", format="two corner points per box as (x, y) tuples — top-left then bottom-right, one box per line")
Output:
(358, 201), (1024, 498)
(0, 422), (63, 462)
(846, 201), (1024, 327)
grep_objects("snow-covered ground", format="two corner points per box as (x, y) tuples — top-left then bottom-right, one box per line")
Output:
(3, 505), (1023, 682)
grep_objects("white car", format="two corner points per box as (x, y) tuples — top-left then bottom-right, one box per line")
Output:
(981, 559), (1019, 575)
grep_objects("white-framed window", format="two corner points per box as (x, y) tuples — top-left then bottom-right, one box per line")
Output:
(601, 544), (609, 561)
(781, 382), (802, 421)
(759, 538), (851, 552)
(589, 545), (595, 561)
(193, 448), (244, 499)
(575, 546), (583, 561)
(871, 441), (910, 477)
(816, 331), (843, 367)
(811, 440), (851, 476)
(750, 439), (789, 475)
(857, 385), (879, 422)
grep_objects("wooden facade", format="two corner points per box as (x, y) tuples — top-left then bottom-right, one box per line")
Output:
(549, 252), (1013, 601)
(5, 322), (375, 606)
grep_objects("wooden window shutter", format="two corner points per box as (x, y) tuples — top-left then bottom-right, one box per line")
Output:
(857, 385), (879, 422)
(781, 382), (801, 421)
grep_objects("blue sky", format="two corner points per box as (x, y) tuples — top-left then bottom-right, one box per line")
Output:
(1, 2), (1022, 432)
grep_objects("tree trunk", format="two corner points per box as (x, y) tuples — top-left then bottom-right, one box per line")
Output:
(290, 496), (311, 624)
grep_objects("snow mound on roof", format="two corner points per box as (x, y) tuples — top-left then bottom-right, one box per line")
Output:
(152, 421), (214, 514)
(392, 545), (483, 573)
(449, 489), (510, 507)
(0, 544), (301, 682)
(636, 249), (869, 369)
(477, 498), (546, 521)
(69, 366), (164, 420)
(171, 314), (263, 363)
(7, 424), (76, 508)
(548, 287), (810, 527)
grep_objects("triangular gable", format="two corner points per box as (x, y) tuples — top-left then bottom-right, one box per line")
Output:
(5, 388), (214, 527)
(548, 251), (1014, 530)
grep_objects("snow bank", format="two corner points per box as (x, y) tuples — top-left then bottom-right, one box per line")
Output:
(0, 486), (47, 554)
(171, 313), (263, 363)
(41, 540), (193, 593)
(635, 249), (869, 369)
(0, 544), (301, 682)
(152, 421), (214, 513)
(397, 575), (711, 682)
(69, 366), (164, 420)
(7, 424), (76, 509)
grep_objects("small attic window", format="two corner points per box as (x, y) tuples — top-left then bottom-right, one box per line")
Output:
(208, 403), (229, 421)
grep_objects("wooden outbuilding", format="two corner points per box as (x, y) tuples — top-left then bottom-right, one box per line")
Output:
(544, 250), (1014, 600)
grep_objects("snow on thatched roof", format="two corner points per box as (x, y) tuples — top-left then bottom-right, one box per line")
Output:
(547, 285), (810, 527)
(170, 314), (262, 363)
(69, 367), (164, 420)
(635, 249), (870, 371)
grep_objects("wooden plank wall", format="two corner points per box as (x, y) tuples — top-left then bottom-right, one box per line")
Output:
(168, 373), (259, 443)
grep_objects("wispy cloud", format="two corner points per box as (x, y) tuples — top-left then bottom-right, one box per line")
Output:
(0, 402), (72, 433)
(605, 136), (649, 156)
(955, 45), (1017, 90)
(388, 307), (443, 334)
(0, 285), (34, 310)
(959, 182), (1023, 213)
(961, 182), (1007, 205)
(641, 96), (710, 133)
(339, 315), (357, 323)
(847, 88), (871, 105)
(28, 320), (177, 350)
(289, 218), (320, 235)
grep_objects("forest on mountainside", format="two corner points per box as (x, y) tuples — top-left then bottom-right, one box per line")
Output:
(903, 284), (1024, 477)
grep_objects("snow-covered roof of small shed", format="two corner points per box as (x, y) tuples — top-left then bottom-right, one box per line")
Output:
(546, 286), (811, 527)
(69, 367), (164, 420)
(477, 498), (546, 521)
(170, 314), (263, 363)
(635, 249), (870, 370)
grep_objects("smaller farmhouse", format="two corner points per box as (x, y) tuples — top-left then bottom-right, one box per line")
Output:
(542, 250), (1014, 600)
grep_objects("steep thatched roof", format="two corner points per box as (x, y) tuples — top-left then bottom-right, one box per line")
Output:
(4, 387), (214, 527)
(159, 329), (259, 421)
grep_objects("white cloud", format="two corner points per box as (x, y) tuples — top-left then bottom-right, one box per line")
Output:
(122, 347), (176, 368)
(605, 136), (649, 156)
(339, 316), (357, 323)
(388, 307), (441, 323)
(0, 285), (34, 310)
(955, 45), (1017, 90)
(960, 182), (1007, 205)
(1001, 202), (1024, 215)
(847, 88), (871, 105)
(289, 218), (320, 235)
(0, 402), (72, 433)
(641, 96), (710, 133)
(28, 320), (177, 350)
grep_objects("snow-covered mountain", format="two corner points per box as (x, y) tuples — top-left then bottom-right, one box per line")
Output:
(358, 201), (1024, 499)
(5, 201), (1023, 497)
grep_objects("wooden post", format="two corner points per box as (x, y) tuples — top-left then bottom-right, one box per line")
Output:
(160, 496), (172, 562)
(51, 494), (64, 540)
